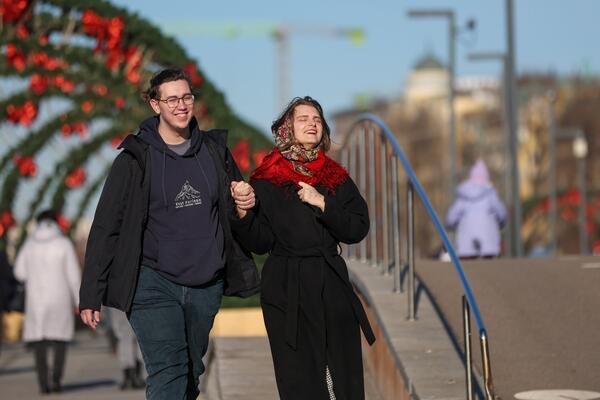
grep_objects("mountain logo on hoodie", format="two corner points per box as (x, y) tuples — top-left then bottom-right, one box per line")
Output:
(175, 180), (202, 209)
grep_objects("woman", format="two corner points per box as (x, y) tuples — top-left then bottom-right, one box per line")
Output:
(14, 210), (81, 394)
(446, 159), (507, 258)
(230, 97), (375, 399)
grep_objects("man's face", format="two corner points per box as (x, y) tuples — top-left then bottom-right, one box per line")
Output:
(149, 79), (194, 133)
(292, 104), (323, 150)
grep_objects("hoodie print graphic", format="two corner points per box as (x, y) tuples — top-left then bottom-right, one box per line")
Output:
(175, 180), (202, 209)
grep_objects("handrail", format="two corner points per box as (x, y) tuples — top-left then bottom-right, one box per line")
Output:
(340, 113), (495, 399)
(344, 113), (486, 332)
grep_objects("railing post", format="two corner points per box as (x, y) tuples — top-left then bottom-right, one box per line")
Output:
(391, 156), (401, 293)
(359, 126), (367, 263)
(368, 126), (378, 268)
(463, 296), (473, 400)
(480, 331), (496, 400)
(341, 147), (350, 259)
(381, 141), (389, 275)
(348, 135), (357, 260)
(407, 182), (416, 320)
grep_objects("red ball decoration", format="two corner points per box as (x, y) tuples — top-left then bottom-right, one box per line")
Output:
(6, 43), (26, 71)
(30, 74), (48, 95)
(0, 0), (29, 23)
(252, 149), (269, 167)
(115, 97), (125, 109)
(0, 211), (15, 229)
(55, 213), (70, 233)
(183, 63), (204, 86)
(65, 167), (86, 188)
(231, 139), (251, 173)
(92, 83), (108, 96)
(81, 100), (94, 113)
(13, 155), (37, 177)
(6, 100), (37, 126)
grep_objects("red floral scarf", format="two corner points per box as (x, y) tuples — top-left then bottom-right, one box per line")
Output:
(250, 147), (348, 193)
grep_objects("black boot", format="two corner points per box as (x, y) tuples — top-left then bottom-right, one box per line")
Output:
(120, 368), (134, 390)
(131, 361), (146, 389)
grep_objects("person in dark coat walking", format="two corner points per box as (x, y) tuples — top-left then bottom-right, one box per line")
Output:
(230, 96), (375, 400)
(79, 68), (259, 400)
(0, 249), (17, 356)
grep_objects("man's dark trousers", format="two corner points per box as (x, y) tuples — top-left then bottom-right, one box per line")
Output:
(128, 266), (223, 400)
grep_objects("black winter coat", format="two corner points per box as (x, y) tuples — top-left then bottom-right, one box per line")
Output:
(79, 128), (259, 312)
(230, 177), (375, 400)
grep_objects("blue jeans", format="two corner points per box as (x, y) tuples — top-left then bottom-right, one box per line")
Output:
(128, 266), (223, 400)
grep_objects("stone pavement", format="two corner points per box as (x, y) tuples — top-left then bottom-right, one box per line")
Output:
(0, 329), (144, 400)
(204, 337), (383, 400)
(1, 324), (383, 400)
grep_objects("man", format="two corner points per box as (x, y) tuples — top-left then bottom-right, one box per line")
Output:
(79, 68), (259, 399)
(15, 210), (81, 394)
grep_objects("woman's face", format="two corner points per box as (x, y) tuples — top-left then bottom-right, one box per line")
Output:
(292, 104), (323, 150)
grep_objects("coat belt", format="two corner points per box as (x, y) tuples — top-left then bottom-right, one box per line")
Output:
(271, 245), (375, 350)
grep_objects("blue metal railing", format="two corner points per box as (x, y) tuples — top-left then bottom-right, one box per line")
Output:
(341, 113), (495, 399)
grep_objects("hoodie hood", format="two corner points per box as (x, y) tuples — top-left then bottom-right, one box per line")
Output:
(137, 115), (204, 158)
(468, 159), (490, 185)
(32, 221), (62, 242)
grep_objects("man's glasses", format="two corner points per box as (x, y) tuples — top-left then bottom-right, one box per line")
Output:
(156, 94), (195, 109)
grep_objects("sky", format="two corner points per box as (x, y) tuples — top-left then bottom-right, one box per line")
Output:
(108, 0), (600, 136)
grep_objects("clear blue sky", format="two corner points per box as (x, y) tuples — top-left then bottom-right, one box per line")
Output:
(110, 0), (600, 135)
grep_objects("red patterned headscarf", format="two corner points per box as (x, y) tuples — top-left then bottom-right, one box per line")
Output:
(251, 96), (347, 192)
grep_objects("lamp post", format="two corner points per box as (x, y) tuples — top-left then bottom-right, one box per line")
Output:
(467, 51), (512, 257)
(505, 0), (522, 256)
(407, 9), (457, 201)
(573, 133), (589, 255)
(548, 123), (589, 255)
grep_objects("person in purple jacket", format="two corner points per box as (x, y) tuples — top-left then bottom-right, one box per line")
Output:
(446, 159), (507, 258)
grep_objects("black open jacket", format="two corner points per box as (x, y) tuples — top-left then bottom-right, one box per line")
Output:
(79, 125), (259, 312)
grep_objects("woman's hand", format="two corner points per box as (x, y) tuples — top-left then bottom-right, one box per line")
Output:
(231, 181), (255, 218)
(298, 181), (325, 212)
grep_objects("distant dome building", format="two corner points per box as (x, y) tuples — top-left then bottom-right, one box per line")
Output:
(405, 54), (448, 103)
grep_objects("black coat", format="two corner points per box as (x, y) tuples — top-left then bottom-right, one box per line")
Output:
(230, 177), (375, 400)
(79, 127), (259, 312)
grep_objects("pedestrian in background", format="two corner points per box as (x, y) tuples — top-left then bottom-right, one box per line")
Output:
(105, 306), (145, 390)
(0, 249), (17, 356)
(446, 159), (507, 259)
(14, 210), (81, 394)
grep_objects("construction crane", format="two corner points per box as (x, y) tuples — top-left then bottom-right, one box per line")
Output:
(162, 21), (366, 110)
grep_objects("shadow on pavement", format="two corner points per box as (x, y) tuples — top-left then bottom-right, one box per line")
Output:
(0, 365), (34, 376)
(62, 379), (117, 392)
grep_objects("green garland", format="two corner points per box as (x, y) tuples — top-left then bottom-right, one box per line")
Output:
(67, 162), (111, 237)
(0, 0), (271, 250)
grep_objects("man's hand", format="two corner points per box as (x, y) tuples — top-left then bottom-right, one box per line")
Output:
(298, 182), (325, 212)
(80, 309), (101, 330)
(231, 181), (255, 218)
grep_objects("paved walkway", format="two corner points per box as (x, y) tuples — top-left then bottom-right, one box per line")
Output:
(347, 260), (467, 400)
(1, 325), (382, 400)
(204, 336), (383, 400)
(0, 330), (144, 400)
(417, 256), (600, 400)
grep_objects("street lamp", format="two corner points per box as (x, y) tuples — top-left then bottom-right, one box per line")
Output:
(407, 9), (458, 202)
(467, 51), (513, 257)
(573, 133), (589, 255)
(547, 112), (589, 255)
